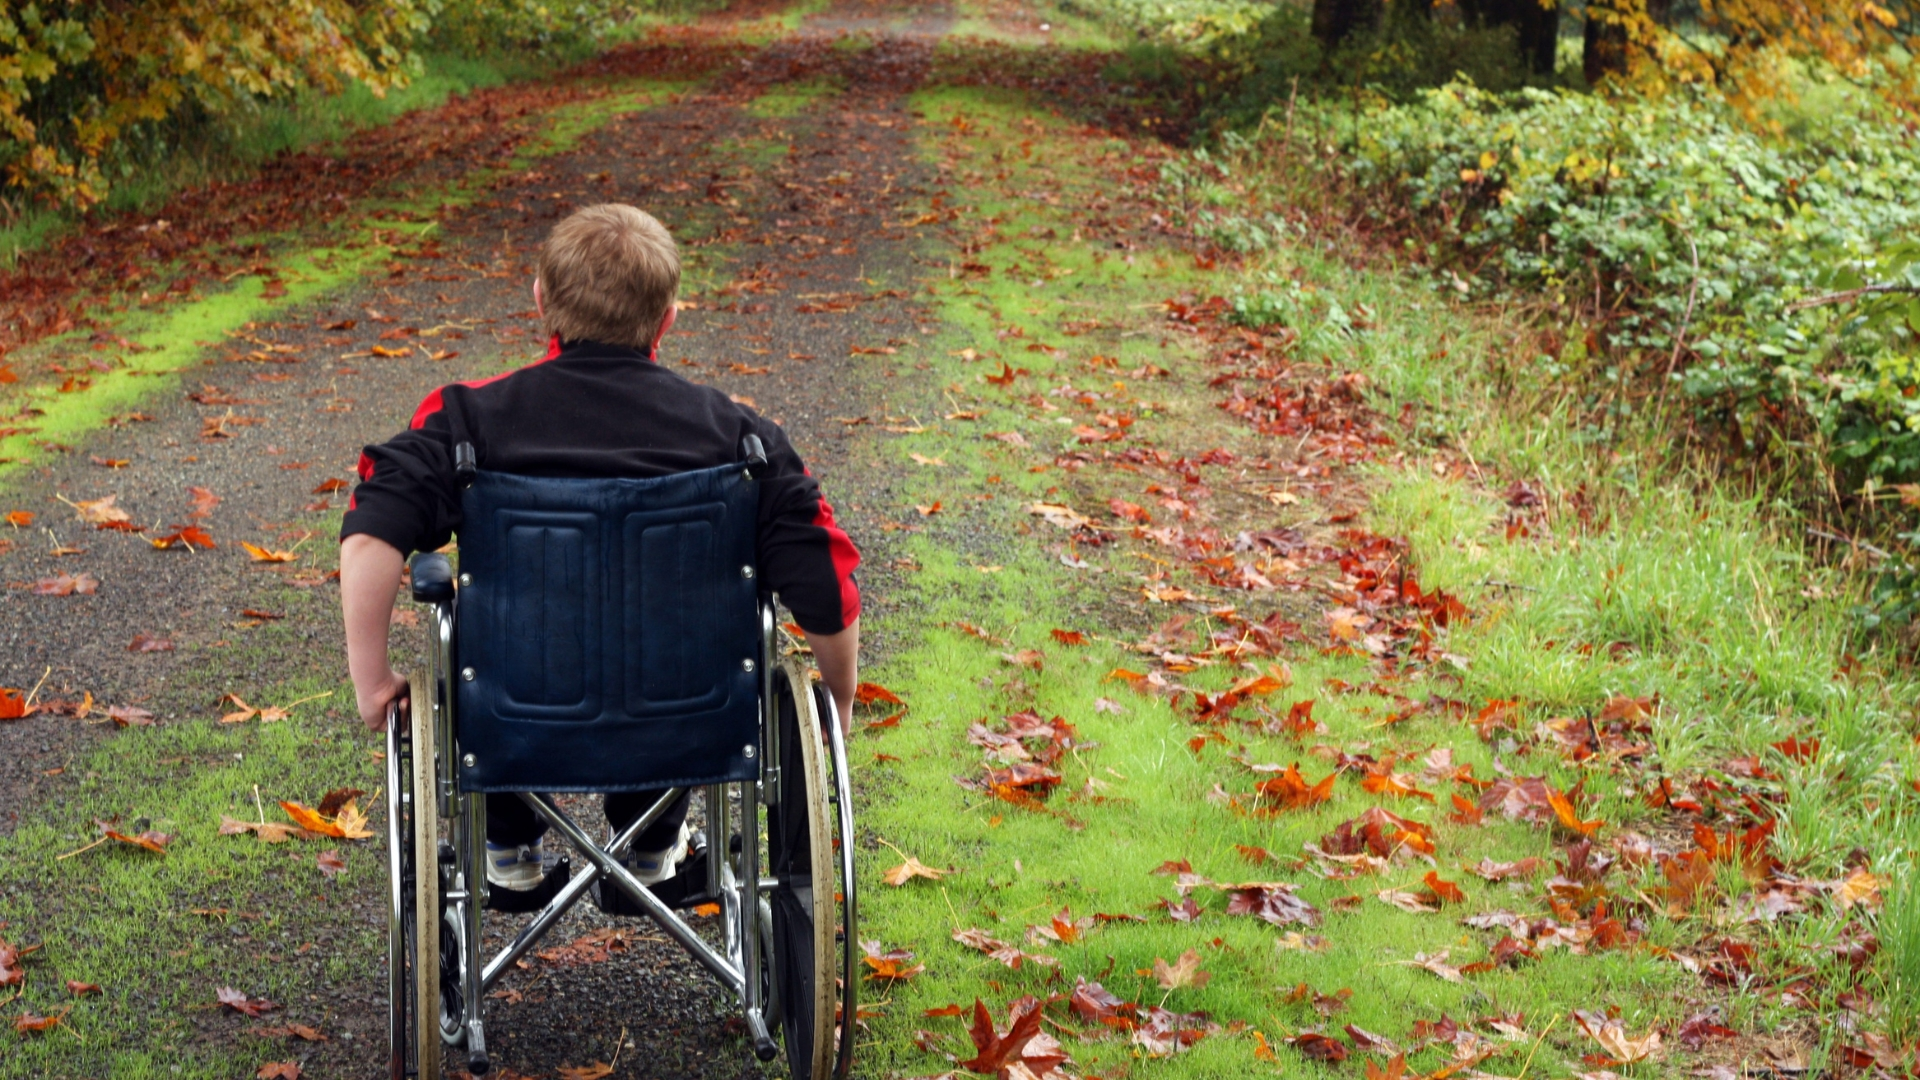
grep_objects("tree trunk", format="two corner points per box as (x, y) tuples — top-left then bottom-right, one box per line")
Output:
(1583, 0), (1630, 84)
(1312, 0), (1385, 50)
(1515, 0), (1560, 75)
(1584, 0), (1665, 84)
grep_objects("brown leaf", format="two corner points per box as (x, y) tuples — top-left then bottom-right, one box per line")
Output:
(1573, 1009), (1661, 1063)
(66, 979), (101, 996)
(104, 828), (172, 854)
(186, 486), (220, 517)
(218, 986), (279, 1018)
(315, 787), (365, 818)
(14, 1009), (64, 1034)
(256, 1064), (302, 1080)
(1152, 948), (1210, 990)
(1049, 628), (1088, 645)
(859, 940), (924, 982)
(1287, 1032), (1349, 1062)
(31, 572), (100, 596)
(107, 705), (155, 727)
(128, 633), (174, 652)
(69, 495), (130, 525)
(882, 855), (947, 886)
(316, 850), (346, 877)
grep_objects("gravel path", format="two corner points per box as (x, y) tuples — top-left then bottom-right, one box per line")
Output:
(0, 1), (948, 1074)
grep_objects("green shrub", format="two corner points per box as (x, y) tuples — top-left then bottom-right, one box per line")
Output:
(1333, 80), (1920, 478)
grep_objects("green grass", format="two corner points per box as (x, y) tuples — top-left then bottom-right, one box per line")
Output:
(850, 82), (1920, 1079)
(0, 658), (380, 1078)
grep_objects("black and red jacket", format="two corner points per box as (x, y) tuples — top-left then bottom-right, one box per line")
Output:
(340, 339), (860, 634)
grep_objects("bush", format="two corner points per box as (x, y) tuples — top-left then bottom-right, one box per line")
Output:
(1334, 78), (1920, 479)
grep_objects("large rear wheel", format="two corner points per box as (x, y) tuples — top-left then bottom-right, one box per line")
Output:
(767, 662), (843, 1079)
(410, 694), (444, 1078)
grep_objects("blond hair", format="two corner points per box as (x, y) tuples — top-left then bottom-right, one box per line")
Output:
(537, 204), (680, 350)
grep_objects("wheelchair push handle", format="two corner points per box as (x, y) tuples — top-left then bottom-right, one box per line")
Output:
(741, 433), (770, 479)
(454, 440), (478, 489)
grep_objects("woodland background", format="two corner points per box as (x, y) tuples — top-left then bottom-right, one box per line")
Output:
(2, 0), (1916, 637)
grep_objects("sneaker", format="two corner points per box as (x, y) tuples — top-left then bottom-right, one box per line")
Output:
(486, 840), (545, 891)
(623, 821), (693, 886)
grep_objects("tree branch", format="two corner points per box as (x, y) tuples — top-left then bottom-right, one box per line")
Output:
(1785, 282), (1920, 312)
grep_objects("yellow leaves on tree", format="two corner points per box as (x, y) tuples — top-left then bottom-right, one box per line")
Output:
(0, 3), (419, 208)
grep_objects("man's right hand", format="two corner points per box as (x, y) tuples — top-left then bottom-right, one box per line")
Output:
(355, 667), (409, 733)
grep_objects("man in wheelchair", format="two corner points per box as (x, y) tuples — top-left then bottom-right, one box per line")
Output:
(334, 204), (863, 1078)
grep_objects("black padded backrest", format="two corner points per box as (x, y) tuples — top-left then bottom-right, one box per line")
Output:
(454, 465), (761, 793)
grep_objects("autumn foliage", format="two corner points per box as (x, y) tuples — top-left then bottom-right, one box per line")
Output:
(0, 0), (639, 208)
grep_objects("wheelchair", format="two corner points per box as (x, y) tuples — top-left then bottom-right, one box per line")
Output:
(382, 437), (858, 1079)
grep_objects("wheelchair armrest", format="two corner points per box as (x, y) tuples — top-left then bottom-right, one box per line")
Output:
(410, 552), (455, 604)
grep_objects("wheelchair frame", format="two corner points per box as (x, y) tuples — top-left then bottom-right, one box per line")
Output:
(386, 585), (858, 1079)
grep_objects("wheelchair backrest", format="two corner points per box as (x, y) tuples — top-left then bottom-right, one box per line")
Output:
(453, 464), (762, 793)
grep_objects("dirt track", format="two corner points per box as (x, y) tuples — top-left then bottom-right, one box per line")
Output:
(0, 1), (955, 1074)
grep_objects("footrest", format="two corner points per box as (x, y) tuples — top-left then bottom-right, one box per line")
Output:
(485, 856), (572, 914)
(594, 850), (714, 915)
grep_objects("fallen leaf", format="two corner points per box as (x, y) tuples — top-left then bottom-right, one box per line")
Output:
(107, 705), (155, 727)
(104, 828), (172, 854)
(859, 940), (924, 982)
(1573, 1009), (1661, 1063)
(0, 690), (32, 720)
(13, 1010), (64, 1034)
(66, 980), (101, 996)
(280, 797), (374, 840)
(256, 1064), (301, 1080)
(187, 487), (220, 517)
(240, 541), (298, 563)
(128, 633), (174, 652)
(1152, 949), (1210, 990)
(4, 510), (32, 527)
(150, 525), (215, 550)
(1050, 628), (1088, 646)
(31, 572), (100, 596)
(69, 495), (130, 525)
(1403, 950), (1463, 982)
(218, 986), (279, 1018)
(855, 682), (904, 706)
(1287, 1032), (1349, 1062)
(316, 850), (346, 877)
(882, 855), (947, 886)
(1133, 1005), (1219, 1056)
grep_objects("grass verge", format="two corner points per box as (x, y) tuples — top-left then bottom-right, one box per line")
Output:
(852, 82), (1920, 1079)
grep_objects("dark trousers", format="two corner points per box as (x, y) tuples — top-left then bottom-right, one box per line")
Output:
(486, 789), (691, 852)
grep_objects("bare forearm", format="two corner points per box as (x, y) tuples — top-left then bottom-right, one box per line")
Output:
(340, 534), (407, 728)
(808, 618), (859, 733)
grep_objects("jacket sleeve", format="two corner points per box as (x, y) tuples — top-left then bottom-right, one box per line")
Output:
(339, 404), (461, 557)
(752, 418), (860, 635)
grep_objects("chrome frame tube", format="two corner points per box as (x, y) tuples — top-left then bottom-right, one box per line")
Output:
(459, 786), (486, 1054)
(385, 707), (407, 1080)
(479, 788), (682, 991)
(705, 784), (727, 902)
(522, 793), (745, 995)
